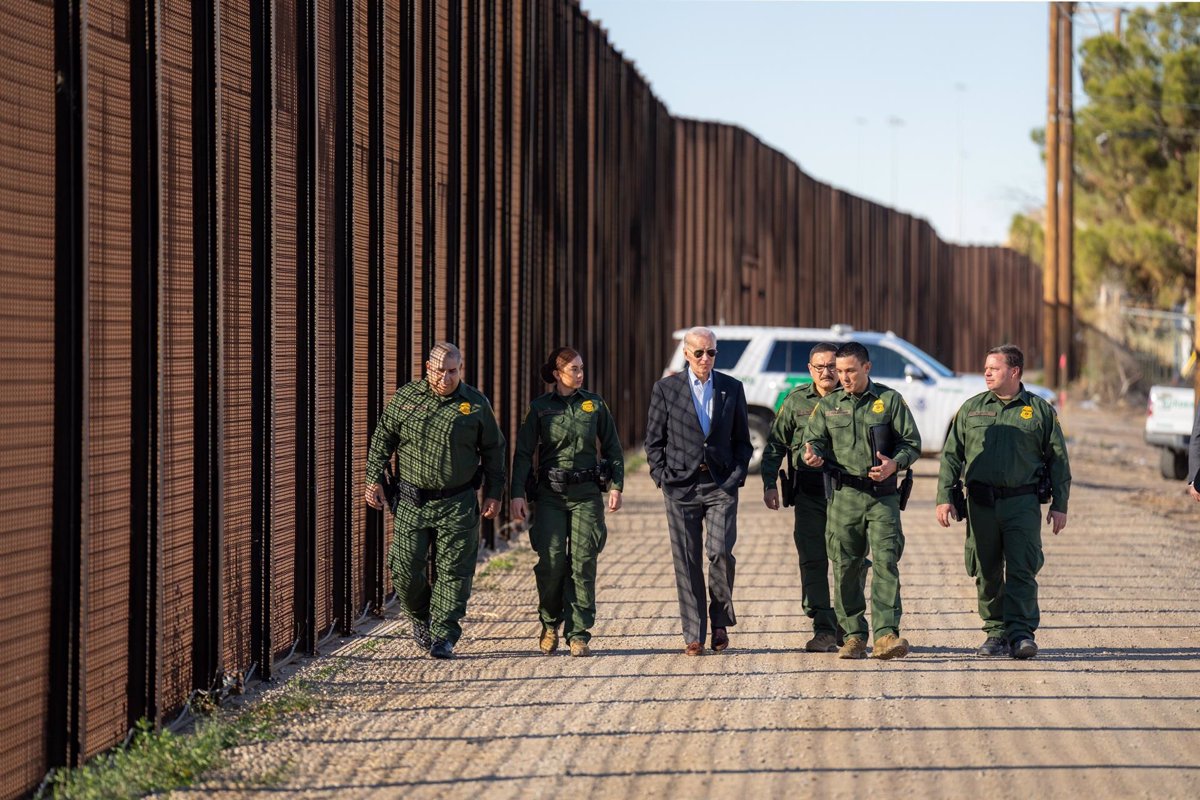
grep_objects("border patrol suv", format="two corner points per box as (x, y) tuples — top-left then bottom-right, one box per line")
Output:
(663, 325), (1057, 469)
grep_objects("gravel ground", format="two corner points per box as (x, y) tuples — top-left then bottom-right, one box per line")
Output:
(181, 404), (1200, 799)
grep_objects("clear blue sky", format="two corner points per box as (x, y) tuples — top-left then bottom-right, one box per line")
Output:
(579, 0), (1113, 245)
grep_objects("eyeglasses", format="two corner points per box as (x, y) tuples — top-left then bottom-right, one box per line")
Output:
(690, 349), (718, 360)
(809, 363), (837, 373)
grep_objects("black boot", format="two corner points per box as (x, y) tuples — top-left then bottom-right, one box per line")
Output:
(975, 636), (1009, 657)
(1011, 638), (1038, 660)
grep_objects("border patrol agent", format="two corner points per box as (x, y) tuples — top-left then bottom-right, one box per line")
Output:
(803, 341), (921, 661)
(762, 341), (844, 653)
(510, 347), (624, 658)
(364, 342), (506, 660)
(936, 344), (1070, 660)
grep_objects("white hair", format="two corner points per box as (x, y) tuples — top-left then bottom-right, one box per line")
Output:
(684, 326), (717, 345)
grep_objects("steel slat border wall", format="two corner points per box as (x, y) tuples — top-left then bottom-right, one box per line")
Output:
(351, 0), (371, 623)
(273, 0), (301, 663)
(315, 0), (337, 640)
(0, 1), (55, 791)
(669, 119), (1042, 373)
(83, 0), (134, 759)
(219, 0), (255, 680)
(159, 0), (197, 717)
(1, 3), (1045, 796)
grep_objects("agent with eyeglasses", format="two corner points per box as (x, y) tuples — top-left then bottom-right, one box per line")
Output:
(363, 341), (506, 660)
(760, 342), (851, 653)
(645, 326), (753, 656)
(509, 347), (625, 658)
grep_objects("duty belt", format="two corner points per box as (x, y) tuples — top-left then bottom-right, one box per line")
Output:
(393, 471), (481, 508)
(832, 469), (898, 497)
(541, 465), (602, 485)
(967, 481), (1037, 508)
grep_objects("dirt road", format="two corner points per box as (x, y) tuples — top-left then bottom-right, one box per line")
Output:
(186, 405), (1200, 798)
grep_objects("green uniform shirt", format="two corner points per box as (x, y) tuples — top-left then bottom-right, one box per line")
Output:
(510, 388), (624, 499)
(364, 379), (507, 501)
(761, 382), (834, 489)
(936, 385), (1071, 513)
(804, 379), (921, 475)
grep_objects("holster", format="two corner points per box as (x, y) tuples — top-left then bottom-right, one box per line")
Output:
(597, 459), (614, 492)
(898, 468), (914, 511)
(949, 479), (967, 521)
(381, 462), (401, 515)
(822, 466), (842, 504)
(779, 469), (797, 507)
(1037, 464), (1053, 505)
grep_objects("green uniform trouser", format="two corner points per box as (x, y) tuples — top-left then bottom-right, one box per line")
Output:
(792, 492), (837, 636)
(389, 491), (480, 646)
(964, 493), (1044, 642)
(529, 483), (608, 643)
(826, 487), (904, 641)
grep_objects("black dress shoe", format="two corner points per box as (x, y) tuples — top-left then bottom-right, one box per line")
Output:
(976, 636), (1010, 657)
(430, 639), (455, 659)
(711, 627), (729, 652)
(1011, 638), (1038, 660)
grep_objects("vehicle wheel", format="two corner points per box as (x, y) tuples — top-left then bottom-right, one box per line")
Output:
(747, 411), (773, 473)
(1160, 448), (1188, 481)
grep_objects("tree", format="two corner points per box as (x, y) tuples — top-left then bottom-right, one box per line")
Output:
(1014, 2), (1200, 308)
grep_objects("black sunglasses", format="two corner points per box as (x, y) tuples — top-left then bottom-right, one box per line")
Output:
(690, 349), (718, 359)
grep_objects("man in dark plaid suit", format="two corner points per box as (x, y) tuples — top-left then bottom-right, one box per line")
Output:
(645, 327), (753, 655)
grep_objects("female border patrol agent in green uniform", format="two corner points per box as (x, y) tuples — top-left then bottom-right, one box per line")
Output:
(803, 341), (921, 661)
(936, 344), (1070, 660)
(510, 347), (624, 657)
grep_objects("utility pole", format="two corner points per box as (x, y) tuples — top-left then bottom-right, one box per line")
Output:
(1044, 3), (1060, 387)
(1057, 3), (1075, 386)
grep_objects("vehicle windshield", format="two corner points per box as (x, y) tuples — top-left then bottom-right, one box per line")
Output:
(714, 339), (750, 370)
(895, 341), (955, 377)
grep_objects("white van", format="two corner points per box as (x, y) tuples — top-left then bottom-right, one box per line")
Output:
(663, 325), (1057, 469)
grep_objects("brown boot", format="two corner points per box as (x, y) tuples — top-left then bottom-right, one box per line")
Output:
(838, 637), (868, 660)
(539, 625), (559, 655)
(569, 639), (591, 657)
(805, 632), (839, 653)
(873, 632), (910, 660)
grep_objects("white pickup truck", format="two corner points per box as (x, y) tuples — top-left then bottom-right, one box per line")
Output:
(1145, 385), (1196, 479)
